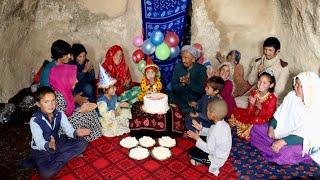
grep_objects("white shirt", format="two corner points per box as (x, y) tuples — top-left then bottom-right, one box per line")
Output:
(196, 120), (232, 175)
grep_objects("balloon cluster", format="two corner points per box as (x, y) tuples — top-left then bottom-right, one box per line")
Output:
(132, 30), (180, 71)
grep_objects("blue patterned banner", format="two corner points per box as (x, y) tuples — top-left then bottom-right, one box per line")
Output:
(141, 0), (190, 90)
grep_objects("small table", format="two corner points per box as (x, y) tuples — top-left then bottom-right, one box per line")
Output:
(129, 101), (185, 138)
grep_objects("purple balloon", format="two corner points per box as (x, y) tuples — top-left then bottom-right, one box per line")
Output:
(169, 46), (180, 58)
(141, 39), (156, 55)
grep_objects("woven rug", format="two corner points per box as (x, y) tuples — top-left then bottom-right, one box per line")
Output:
(230, 130), (320, 179)
(31, 136), (238, 179)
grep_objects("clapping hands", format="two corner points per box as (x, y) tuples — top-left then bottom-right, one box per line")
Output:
(78, 102), (97, 113)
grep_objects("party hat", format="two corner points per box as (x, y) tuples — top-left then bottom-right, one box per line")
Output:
(143, 56), (159, 73)
(98, 64), (116, 88)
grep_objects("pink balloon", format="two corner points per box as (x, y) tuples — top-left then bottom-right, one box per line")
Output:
(164, 31), (179, 47)
(133, 36), (144, 47)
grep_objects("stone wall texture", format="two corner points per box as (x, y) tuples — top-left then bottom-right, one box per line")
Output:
(0, 0), (319, 102)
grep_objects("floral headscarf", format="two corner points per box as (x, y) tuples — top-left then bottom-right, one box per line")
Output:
(102, 45), (132, 95)
(49, 64), (77, 117)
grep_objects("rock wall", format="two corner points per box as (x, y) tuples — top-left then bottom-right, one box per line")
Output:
(0, 0), (319, 102)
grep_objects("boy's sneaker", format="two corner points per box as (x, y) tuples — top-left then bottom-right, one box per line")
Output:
(190, 159), (201, 166)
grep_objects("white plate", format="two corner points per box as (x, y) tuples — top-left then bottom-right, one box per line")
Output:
(129, 146), (149, 160)
(139, 136), (156, 148)
(120, 137), (138, 149)
(158, 136), (176, 148)
(151, 146), (172, 161)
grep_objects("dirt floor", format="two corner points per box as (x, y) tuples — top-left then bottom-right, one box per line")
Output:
(0, 122), (35, 179)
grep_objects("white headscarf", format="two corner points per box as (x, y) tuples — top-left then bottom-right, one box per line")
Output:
(274, 72), (320, 164)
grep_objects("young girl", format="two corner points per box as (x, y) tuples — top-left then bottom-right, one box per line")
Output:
(218, 63), (236, 118)
(216, 50), (252, 97)
(137, 57), (162, 101)
(251, 72), (320, 165)
(229, 70), (277, 140)
(97, 65), (131, 137)
(70, 43), (95, 102)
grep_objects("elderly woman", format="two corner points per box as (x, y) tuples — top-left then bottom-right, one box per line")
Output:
(171, 45), (207, 114)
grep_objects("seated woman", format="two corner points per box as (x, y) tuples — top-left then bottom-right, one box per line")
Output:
(250, 72), (320, 165)
(171, 45), (207, 114)
(49, 64), (102, 142)
(70, 43), (95, 102)
(216, 50), (252, 97)
(102, 45), (140, 105)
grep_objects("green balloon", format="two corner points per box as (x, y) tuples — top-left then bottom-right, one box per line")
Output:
(137, 60), (146, 72)
(155, 43), (170, 60)
(157, 70), (161, 78)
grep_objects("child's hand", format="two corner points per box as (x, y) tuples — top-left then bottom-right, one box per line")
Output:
(49, 136), (56, 151)
(215, 51), (225, 63)
(192, 120), (203, 131)
(258, 63), (264, 73)
(189, 112), (199, 118)
(187, 130), (200, 140)
(79, 103), (97, 113)
(83, 60), (93, 72)
(271, 139), (287, 153)
(120, 102), (130, 108)
(248, 96), (257, 106)
(115, 108), (121, 116)
(256, 100), (262, 109)
(76, 128), (91, 137)
(74, 93), (89, 106)
(188, 101), (197, 108)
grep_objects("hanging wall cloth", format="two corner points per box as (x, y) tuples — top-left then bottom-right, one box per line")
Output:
(141, 0), (190, 89)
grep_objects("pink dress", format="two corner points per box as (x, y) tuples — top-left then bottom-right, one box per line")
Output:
(220, 80), (236, 118)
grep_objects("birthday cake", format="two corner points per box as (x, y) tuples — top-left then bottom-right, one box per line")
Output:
(142, 93), (170, 114)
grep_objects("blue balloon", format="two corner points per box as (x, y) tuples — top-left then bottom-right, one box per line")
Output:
(150, 30), (164, 46)
(141, 39), (156, 55)
(169, 46), (180, 58)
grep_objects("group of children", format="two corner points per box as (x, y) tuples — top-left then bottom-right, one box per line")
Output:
(25, 36), (320, 178)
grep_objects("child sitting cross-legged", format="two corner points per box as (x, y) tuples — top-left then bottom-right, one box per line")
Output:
(184, 76), (225, 132)
(97, 65), (132, 137)
(187, 99), (232, 176)
(28, 86), (90, 178)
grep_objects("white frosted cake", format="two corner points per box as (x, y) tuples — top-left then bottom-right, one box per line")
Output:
(142, 93), (170, 114)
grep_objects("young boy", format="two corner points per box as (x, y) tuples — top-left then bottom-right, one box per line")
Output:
(184, 76), (225, 132)
(187, 99), (232, 176)
(29, 86), (90, 178)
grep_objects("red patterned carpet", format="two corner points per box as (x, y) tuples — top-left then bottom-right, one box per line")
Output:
(31, 136), (238, 179)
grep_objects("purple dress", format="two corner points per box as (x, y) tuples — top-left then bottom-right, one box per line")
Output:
(250, 124), (312, 165)
(220, 80), (236, 118)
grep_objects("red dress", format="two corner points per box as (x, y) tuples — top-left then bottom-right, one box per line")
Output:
(229, 90), (277, 140)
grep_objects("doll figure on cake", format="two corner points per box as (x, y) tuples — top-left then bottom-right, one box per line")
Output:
(97, 64), (132, 137)
(137, 56), (162, 101)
